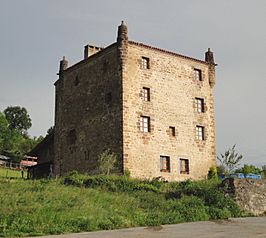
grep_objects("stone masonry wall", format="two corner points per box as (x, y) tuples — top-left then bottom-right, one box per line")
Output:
(122, 43), (216, 181)
(54, 44), (123, 176)
(221, 178), (266, 215)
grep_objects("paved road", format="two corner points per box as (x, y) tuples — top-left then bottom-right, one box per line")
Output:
(32, 217), (266, 238)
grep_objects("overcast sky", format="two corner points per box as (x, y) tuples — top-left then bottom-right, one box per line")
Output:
(1, 1), (265, 166)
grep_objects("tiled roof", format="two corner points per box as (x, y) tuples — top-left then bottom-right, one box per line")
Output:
(128, 41), (208, 65)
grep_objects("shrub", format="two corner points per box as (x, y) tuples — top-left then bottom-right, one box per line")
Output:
(208, 166), (218, 180)
(98, 150), (117, 175)
(64, 171), (88, 187)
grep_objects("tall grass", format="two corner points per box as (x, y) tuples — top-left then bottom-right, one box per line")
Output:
(0, 167), (21, 179)
(0, 172), (244, 237)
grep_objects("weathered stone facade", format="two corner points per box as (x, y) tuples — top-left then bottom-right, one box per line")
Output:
(45, 22), (217, 181)
(221, 178), (266, 215)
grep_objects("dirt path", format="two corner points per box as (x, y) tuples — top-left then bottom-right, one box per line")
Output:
(31, 217), (266, 238)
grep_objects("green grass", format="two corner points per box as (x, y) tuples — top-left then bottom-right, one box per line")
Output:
(0, 173), (245, 237)
(0, 167), (21, 178)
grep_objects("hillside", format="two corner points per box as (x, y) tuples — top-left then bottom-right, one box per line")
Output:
(0, 170), (243, 237)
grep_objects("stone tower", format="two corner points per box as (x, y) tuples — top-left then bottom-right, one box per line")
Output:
(32, 22), (217, 181)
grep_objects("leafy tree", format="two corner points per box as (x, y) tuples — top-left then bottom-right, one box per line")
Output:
(98, 149), (117, 175)
(217, 144), (243, 174)
(235, 164), (261, 175)
(0, 112), (10, 153)
(4, 106), (32, 134)
(216, 164), (226, 177)
(0, 108), (40, 162)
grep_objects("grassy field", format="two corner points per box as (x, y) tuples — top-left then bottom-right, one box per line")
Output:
(0, 171), (244, 237)
(0, 167), (21, 178)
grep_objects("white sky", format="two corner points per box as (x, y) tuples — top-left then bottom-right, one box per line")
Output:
(0, 0), (266, 166)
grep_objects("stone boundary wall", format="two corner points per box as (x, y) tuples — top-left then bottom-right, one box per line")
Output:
(221, 178), (266, 215)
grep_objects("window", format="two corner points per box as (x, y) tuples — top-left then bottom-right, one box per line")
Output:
(195, 98), (204, 113)
(141, 57), (150, 69)
(180, 159), (189, 174)
(140, 116), (150, 132)
(196, 126), (204, 140)
(105, 92), (112, 104)
(160, 156), (170, 172)
(142, 87), (150, 101)
(74, 76), (80, 86)
(169, 126), (176, 136)
(67, 129), (77, 145)
(194, 69), (202, 81)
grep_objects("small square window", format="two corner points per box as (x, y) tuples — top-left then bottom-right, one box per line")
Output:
(180, 159), (189, 174)
(160, 156), (170, 172)
(141, 57), (150, 69)
(169, 126), (176, 136)
(195, 98), (204, 113)
(142, 87), (150, 101)
(194, 69), (202, 81)
(140, 116), (150, 133)
(196, 126), (204, 140)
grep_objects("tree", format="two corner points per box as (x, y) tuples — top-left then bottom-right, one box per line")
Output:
(4, 106), (32, 134)
(217, 144), (243, 174)
(98, 149), (117, 175)
(235, 164), (261, 175)
(1, 108), (40, 162)
(0, 112), (9, 153)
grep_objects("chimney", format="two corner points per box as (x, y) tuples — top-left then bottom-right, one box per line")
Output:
(205, 48), (215, 65)
(84, 45), (104, 59)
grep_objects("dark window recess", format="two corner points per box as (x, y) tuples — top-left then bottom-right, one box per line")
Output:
(196, 125), (204, 140)
(169, 126), (176, 136)
(74, 76), (80, 86)
(105, 92), (112, 104)
(142, 87), (150, 101)
(140, 116), (150, 133)
(180, 159), (189, 174)
(141, 57), (150, 69)
(160, 156), (170, 172)
(84, 149), (90, 160)
(195, 98), (204, 113)
(67, 129), (77, 145)
(194, 69), (202, 81)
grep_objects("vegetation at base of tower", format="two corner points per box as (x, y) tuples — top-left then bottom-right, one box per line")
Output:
(0, 170), (245, 237)
(0, 107), (42, 162)
(207, 166), (218, 180)
(98, 149), (117, 175)
(217, 144), (243, 174)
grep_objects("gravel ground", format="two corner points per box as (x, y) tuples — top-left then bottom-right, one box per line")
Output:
(30, 217), (266, 238)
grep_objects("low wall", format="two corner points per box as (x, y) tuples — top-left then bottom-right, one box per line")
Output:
(221, 178), (266, 215)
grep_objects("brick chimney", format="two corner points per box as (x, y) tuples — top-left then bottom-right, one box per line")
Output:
(84, 45), (104, 59)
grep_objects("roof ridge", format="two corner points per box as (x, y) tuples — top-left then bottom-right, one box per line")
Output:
(128, 40), (208, 65)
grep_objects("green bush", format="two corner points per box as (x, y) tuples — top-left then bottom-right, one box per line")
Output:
(208, 166), (218, 180)
(64, 173), (161, 193)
